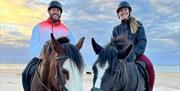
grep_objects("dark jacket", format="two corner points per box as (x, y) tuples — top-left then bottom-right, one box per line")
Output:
(112, 19), (147, 62)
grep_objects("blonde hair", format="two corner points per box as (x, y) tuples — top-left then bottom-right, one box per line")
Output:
(129, 16), (138, 34)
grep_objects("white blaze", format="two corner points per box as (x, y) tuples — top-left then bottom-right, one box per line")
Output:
(94, 61), (109, 88)
(63, 59), (83, 91)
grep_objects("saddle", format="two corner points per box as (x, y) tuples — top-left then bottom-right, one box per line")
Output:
(22, 57), (40, 91)
(135, 61), (151, 91)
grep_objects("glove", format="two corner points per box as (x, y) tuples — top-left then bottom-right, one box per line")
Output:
(127, 52), (137, 62)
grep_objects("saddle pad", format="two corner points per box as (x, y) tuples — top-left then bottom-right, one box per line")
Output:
(135, 61), (151, 91)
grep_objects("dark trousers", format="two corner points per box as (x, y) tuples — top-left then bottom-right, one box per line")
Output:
(22, 57), (39, 91)
(136, 54), (155, 90)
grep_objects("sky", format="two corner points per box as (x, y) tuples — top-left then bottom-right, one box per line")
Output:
(0, 0), (180, 65)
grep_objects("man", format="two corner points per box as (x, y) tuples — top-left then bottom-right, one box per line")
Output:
(22, 1), (75, 91)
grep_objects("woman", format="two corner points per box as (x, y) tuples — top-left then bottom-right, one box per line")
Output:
(112, 1), (155, 90)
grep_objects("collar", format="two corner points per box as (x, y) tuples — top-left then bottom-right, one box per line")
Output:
(47, 17), (61, 26)
(121, 16), (131, 24)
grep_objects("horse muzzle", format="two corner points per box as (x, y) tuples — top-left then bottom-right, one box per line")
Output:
(91, 87), (103, 91)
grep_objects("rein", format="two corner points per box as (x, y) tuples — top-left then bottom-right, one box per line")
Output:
(36, 60), (52, 91)
(35, 55), (69, 91)
(111, 59), (127, 91)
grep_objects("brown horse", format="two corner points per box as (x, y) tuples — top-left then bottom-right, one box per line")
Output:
(30, 33), (85, 91)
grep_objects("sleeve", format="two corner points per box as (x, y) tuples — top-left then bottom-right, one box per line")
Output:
(30, 25), (41, 58)
(134, 22), (147, 56)
(127, 22), (147, 62)
(67, 29), (76, 44)
(112, 26), (118, 37)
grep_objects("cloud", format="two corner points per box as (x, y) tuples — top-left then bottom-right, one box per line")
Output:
(0, 0), (179, 65)
(155, 38), (177, 46)
(0, 31), (29, 48)
(149, 0), (179, 14)
(146, 21), (180, 39)
(0, 0), (50, 48)
(0, 24), (30, 47)
(147, 37), (179, 54)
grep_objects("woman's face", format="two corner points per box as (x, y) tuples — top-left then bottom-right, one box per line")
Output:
(118, 7), (130, 20)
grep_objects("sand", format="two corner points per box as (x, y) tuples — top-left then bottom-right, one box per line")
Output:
(0, 64), (180, 91)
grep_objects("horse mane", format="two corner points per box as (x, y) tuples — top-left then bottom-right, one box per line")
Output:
(57, 36), (70, 44)
(96, 35), (132, 70)
(61, 43), (84, 73)
(111, 35), (128, 43)
(97, 45), (118, 70)
(41, 37), (84, 73)
(110, 35), (131, 45)
(110, 35), (133, 52)
(41, 40), (52, 57)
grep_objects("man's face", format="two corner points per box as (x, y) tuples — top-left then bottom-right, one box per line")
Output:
(48, 7), (62, 21)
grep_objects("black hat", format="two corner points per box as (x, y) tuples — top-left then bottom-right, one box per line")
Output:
(117, 1), (132, 13)
(48, 1), (63, 13)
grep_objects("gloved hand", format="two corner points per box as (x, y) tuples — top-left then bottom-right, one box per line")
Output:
(127, 52), (137, 62)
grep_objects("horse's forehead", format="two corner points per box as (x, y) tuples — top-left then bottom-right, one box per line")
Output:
(93, 61), (109, 88)
(62, 58), (83, 90)
(62, 58), (77, 71)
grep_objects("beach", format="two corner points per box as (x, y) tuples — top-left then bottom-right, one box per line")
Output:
(0, 64), (180, 91)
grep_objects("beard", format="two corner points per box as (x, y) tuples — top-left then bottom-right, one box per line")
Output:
(50, 13), (61, 22)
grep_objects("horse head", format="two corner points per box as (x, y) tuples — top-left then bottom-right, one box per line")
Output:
(51, 33), (85, 91)
(36, 33), (85, 91)
(91, 35), (134, 91)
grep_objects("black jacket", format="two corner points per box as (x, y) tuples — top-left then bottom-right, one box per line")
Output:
(112, 20), (147, 62)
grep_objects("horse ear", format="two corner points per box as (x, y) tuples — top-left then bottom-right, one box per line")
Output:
(91, 38), (103, 54)
(76, 37), (85, 50)
(50, 33), (64, 55)
(118, 44), (133, 59)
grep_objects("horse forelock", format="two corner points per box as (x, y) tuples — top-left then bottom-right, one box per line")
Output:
(57, 36), (70, 44)
(111, 35), (127, 43)
(110, 36), (132, 47)
(97, 46), (118, 70)
(41, 38), (84, 73)
(60, 43), (84, 91)
(61, 43), (84, 73)
(95, 35), (132, 70)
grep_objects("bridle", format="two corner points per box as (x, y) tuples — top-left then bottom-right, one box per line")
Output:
(56, 55), (69, 91)
(36, 55), (69, 91)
